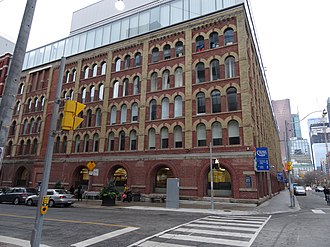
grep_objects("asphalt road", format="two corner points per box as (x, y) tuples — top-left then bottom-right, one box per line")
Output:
(1, 191), (330, 246)
(252, 190), (330, 247)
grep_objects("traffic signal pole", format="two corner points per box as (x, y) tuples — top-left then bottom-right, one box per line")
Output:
(0, 0), (37, 175)
(30, 57), (66, 247)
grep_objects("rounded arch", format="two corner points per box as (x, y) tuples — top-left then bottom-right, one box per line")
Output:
(14, 166), (31, 187)
(146, 163), (178, 193)
(199, 160), (236, 198)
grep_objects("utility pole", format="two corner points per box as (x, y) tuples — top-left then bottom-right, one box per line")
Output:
(322, 110), (330, 176)
(0, 0), (37, 174)
(30, 57), (66, 247)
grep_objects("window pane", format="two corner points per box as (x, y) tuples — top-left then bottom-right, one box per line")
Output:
(139, 11), (150, 33)
(86, 30), (96, 50)
(160, 5), (170, 27)
(121, 18), (130, 39)
(111, 21), (121, 42)
(129, 15), (139, 37)
(170, 0), (183, 25)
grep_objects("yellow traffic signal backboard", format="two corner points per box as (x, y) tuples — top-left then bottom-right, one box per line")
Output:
(62, 100), (86, 130)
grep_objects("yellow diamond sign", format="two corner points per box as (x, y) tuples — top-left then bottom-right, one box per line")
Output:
(86, 161), (96, 171)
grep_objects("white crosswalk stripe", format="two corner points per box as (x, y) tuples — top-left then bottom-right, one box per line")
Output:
(312, 209), (326, 214)
(130, 215), (271, 247)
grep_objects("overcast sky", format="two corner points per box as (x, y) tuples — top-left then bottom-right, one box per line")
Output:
(0, 0), (329, 138)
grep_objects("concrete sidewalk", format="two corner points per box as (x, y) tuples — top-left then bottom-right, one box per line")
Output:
(74, 189), (300, 215)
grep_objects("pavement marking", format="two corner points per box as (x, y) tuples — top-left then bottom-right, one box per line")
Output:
(0, 213), (132, 228)
(70, 227), (139, 247)
(138, 241), (192, 247)
(130, 215), (271, 247)
(312, 209), (326, 214)
(160, 233), (249, 246)
(0, 235), (51, 247)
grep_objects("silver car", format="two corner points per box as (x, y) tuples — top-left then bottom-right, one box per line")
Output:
(26, 189), (76, 207)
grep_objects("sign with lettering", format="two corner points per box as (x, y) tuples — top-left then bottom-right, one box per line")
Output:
(255, 147), (270, 171)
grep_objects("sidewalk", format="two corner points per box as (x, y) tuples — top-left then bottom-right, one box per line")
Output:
(74, 190), (301, 215)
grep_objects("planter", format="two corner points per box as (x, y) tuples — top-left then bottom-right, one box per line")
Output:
(101, 196), (116, 206)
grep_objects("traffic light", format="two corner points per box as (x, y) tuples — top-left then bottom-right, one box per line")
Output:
(62, 100), (86, 130)
(285, 162), (293, 171)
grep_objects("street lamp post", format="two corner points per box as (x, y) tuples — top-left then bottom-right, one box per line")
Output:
(322, 109), (330, 174)
(209, 142), (214, 210)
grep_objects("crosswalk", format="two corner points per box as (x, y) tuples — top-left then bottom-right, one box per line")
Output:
(130, 215), (271, 247)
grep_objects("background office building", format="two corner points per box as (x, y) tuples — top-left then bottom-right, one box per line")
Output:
(0, 0), (282, 202)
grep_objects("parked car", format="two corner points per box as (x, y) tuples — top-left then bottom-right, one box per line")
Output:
(0, 187), (38, 205)
(25, 189), (76, 207)
(305, 186), (312, 191)
(315, 186), (324, 192)
(294, 186), (307, 196)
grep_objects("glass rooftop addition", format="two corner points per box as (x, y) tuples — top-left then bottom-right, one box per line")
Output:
(23, 0), (244, 70)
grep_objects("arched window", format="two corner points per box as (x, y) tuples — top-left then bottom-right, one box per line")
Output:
(62, 136), (67, 153)
(57, 114), (63, 131)
(95, 108), (101, 126)
(119, 131), (125, 151)
(86, 109), (92, 127)
(124, 55), (131, 69)
(110, 106), (117, 125)
(196, 35), (204, 52)
(161, 98), (169, 119)
(23, 119), (28, 134)
(101, 62), (107, 75)
(133, 76), (140, 95)
(113, 81), (119, 98)
(135, 52), (141, 66)
(197, 123), (206, 147)
(10, 121), (16, 135)
(18, 83), (24, 94)
(98, 84), (104, 100)
(174, 125), (183, 148)
(18, 140), (24, 155)
(225, 56), (236, 78)
(93, 133), (99, 152)
(130, 130), (137, 150)
(31, 139), (38, 154)
(162, 70), (170, 90)
(209, 32), (219, 48)
(25, 139), (31, 155)
(92, 64), (97, 77)
(122, 78), (128, 96)
(34, 97), (39, 111)
(224, 28), (234, 45)
(211, 90), (221, 113)
(72, 69), (77, 81)
(90, 85), (95, 102)
(83, 134), (89, 152)
(84, 66), (89, 79)
(6, 141), (13, 156)
(149, 100), (157, 120)
(210, 59), (220, 81)
(174, 95), (182, 117)
(131, 103), (138, 122)
(65, 71), (70, 83)
(151, 47), (159, 63)
(227, 87), (238, 111)
(163, 44), (171, 60)
(121, 104), (127, 123)
(212, 122), (222, 146)
(161, 127), (169, 149)
(108, 132), (115, 151)
(29, 118), (35, 134)
(196, 92), (206, 114)
(115, 58), (121, 71)
(54, 137), (60, 153)
(36, 117), (42, 133)
(196, 62), (205, 83)
(175, 41), (184, 57)
(148, 128), (156, 149)
(174, 67), (183, 87)
(81, 87), (87, 103)
(14, 102), (20, 115)
(151, 72), (158, 92)
(70, 90), (74, 100)
(27, 99), (32, 113)
(228, 120), (240, 145)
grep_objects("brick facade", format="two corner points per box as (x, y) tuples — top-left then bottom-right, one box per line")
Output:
(0, 5), (282, 202)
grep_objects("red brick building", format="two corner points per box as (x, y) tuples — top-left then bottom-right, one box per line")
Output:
(0, 1), (282, 203)
(0, 53), (12, 99)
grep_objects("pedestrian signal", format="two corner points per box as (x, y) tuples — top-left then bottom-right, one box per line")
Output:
(62, 100), (86, 130)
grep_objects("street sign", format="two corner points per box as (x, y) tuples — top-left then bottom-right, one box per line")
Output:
(277, 172), (284, 181)
(86, 161), (96, 171)
(255, 147), (270, 171)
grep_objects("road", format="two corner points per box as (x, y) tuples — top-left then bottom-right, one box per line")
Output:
(0, 191), (330, 246)
(252, 190), (330, 247)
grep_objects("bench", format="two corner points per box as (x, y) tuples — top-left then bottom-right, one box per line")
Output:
(149, 194), (166, 203)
